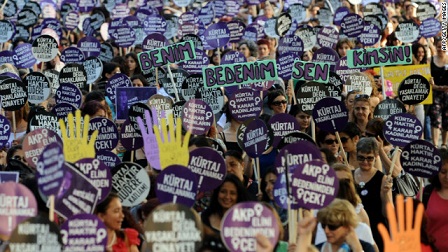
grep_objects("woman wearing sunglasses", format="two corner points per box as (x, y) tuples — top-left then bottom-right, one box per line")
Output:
(353, 137), (393, 252)
(315, 199), (375, 252)
(350, 94), (373, 136)
(267, 90), (288, 115)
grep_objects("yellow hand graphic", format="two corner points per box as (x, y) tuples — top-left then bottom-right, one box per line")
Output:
(59, 110), (99, 163)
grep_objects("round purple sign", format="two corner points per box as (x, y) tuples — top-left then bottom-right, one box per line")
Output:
(221, 202), (280, 252)
(312, 97), (348, 133)
(203, 22), (231, 49)
(401, 140), (441, 178)
(23, 128), (62, 169)
(419, 18), (441, 38)
(63, 11), (80, 31)
(243, 119), (269, 158)
(221, 50), (247, 65)
(142, 33), (169, 51)
(120, 118), (144, 150)
(317, 26), (339, 49)
(357, 23), (381, 46)
(188, 147), (226, 192)
(75, 158), (112, 202)
(77, 36), (101, 58)
(52, 103), (77, 120)
(383, 113), (423, 147)
(228, 89), (263, 122)
(37, 142), (65, 197)
(0, 115), (10, 148)
(268, 114), (301, 148)
(333, 7), (350, 26)
(111, 162), (150, 207)
(13, 43), (37, 69)
(181, 99), (214, 135)
(340, 13), (364, 38)
(60, 214), (107, 251)
(277, 52), (300, 80)
(89, 118), (119, 152)
(275, 140), (322, 175)
(156, 165), (198, 207)
(96, 150), (121, 168)
(60, 47), (85, 64)
(55, 82), (83, 108)
(106, 73), (132, 104)
(278, 35), (304, 56)
(291, 160), (339, 209)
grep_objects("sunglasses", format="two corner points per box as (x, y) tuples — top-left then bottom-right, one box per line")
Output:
(354, 94), (370, 100)
(272, 100), (287, 106)
(340, 137), (349, 143)
(357, 155), (375, 162)
(324, 139), (337, 145)
(322, 223), (341, 231)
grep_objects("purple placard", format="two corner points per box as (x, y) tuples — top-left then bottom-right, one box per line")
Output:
(13, 43), (36, 69)
(23, 128), (62, 169)
(55, 82), (82, 108)
(178, 11), (198, 25)
(188, 147), (226, 192)
(78, 0), (95, 13)
(52, 103), (77, 119)
(145, 203), (203, 251)
(291, 160), (339, 209)
(0, 50), (14, 65)
(335, 56), (361, 82)
(278, 35), (304, 56)
(37, 142), (65, 197)
(242, 26), (258, 41)
(63, 11), (80, 31)
(214, 0), (228, 18)
(383, 113), (423, 147)
(312, 97), (348, 133)
(0, 115), (10, 148)
(77, 36), (101, 58)
(0, 182), (37, 236)
(312, 47), (340, 72)
(228, 89), (263, 122)
(395, 21), (420, 43)
(419, 18), (441, 38)
(0, 78), (27, 111)
(59, 63), (88, 89)
(228, 20), (246, 43)
(116, 87), (157, 120)
(156, 165), (198, 207)
(203, 22), (231, 49)
(317, 26), (339, 48)
(198, 2), (215, 26)
(221, 202), (279, 252)
(96, 150), (121, 168)
(0, 20), (15, 43)
(61, 214), (107, 251)
(333, 7), (350, 26)
(275, 141), (322, 175)
(221, 50), (247, 65)
(177, 22), (200, 38)
(295, 25), (317, 51)
(111, 162), (150, 207)
(60, 47), (85, 64)
(182, 99), (214, 135)
(243, 119), (269, 158)
(401, 140), (441, 178)
(178, 48), (209, 74)
(357, 23), (381, 47)
(0, 171), (18, 183)
(273, 172), (299, 209)
(142, 33), (169, 51)
(53, 162), (99, 219)
(268, 114), (301, 148)
(111, 22), (136, 48)
(340, 13), (364, 38)
(143, 15), (167, 35)
(75, 158), (112, 202)
(106, 73), (132, 104)
(120, 118), (144, 150)
(89, 118), (119, 151)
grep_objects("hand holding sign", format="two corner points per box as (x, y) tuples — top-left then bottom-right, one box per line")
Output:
(137, 108), (161, 170)
(153, 113), (191, 169)
(59, 110), (99, 163)
(378, 195), (424, 252)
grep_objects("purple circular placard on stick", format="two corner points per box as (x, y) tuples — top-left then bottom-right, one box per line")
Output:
(110, 22), (136, 48)
(61, 213), (107, 251)
(106, 73), (132, 104)
(243, 26), (258, 42)
(0, 182), (38, 236)
(204, 22), (231, 49)
(312, 97), (348, 133)
(312, 47), (339, 72)
(228, 20), (246, 43)
(291, 160), (339, 209)
(398, 74), (430, 105)
(357, 23), (381, 46)
(268, 114), (301, 148)
(178, 48), (209, 74)
(188, 147), (226, 192)
(181, 99), (214, 135)
(145, 203), (203, 251)
(419, 18), (441, 38)
(228, 89), (263, 122)
(198, 2), (215, 26)
(243, 119), (269, 158)
(24, 72), (51, 105)
(96, 150), (121, 168)
(0, 50), (14, 65)
(156, 165), (198, 207)
(221, 50), (247, 65)
(32, 35), (59, 62)
(317, 26), (339, 49)
(111, 162), (150, 207)
(340, 13), (364, 38)
(395, 21), (420, 43)
(143, 15), (167, 35)
(0, 115), (10, 148)
(0, 78), (28, 111)
(23, 128), (62, 169)
(374, 99), (407, 121)
(278, 35), (304, 57)
(120, 118), (144, 150)
(59, 63), (88, 90)
(37, 142), (65, 197)
(60, 47), (85, 64)
(55, 82), (83, 108)
(63, 11), (80, 31)
(333, 7), (350, 26)
(275, 141), (322, 175)
(89, 118), (119, 151)
(277, 131), (316, 149)
(77, 36), (101, 58)
(401, 140), (441, 178)
(52, 103), (77, 120)
(383, 113), (423, 147)
(277, 52), (300, 80)
(221, 202), (280, 252)
(75, 158), (112, 202)
(142, 33), (169, 51)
